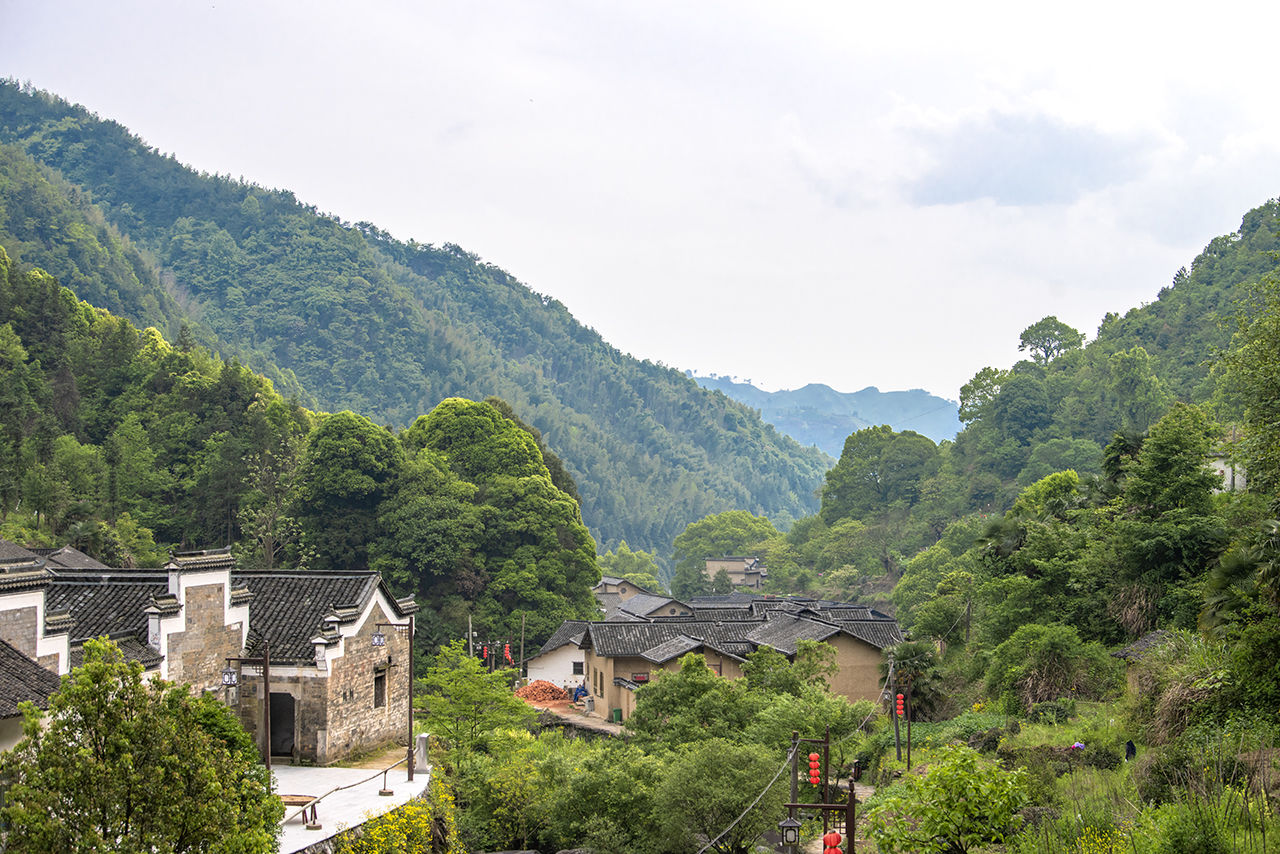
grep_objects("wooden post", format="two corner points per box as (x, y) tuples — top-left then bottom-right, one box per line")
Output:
(905, 685), (913, 770)
(407, 614), (415, 782)
(262, 642), (271, 773)
(789, 730), (799, 854)
(519, 614), (526, 681)
(846, 774), (857, 853)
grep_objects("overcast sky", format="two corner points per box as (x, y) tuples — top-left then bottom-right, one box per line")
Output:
(5, 1), (1280, 401)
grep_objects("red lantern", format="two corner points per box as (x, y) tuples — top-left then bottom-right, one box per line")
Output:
(482, 645), (488, 659)
(823, 831), (842, 846)
(823, 848), (841, 854)
(896, 692), (905, 717)
(504, 643), (513, 663)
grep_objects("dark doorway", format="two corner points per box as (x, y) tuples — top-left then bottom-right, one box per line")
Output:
(270, 692), (295, 757)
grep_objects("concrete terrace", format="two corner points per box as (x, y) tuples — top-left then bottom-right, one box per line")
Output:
(274, 758), (430, 854)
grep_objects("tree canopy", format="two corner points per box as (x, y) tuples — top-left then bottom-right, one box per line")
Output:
(0, 638), (283, 853)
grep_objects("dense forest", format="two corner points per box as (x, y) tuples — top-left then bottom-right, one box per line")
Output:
(0, 246), (601, 648)
(0, 79), (829, 560)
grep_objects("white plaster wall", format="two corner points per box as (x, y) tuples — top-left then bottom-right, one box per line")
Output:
(526, 644), (585, 691)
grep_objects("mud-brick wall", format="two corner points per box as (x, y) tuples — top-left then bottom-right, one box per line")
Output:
(322, 621), (410, 764)
(166, 582), (244, 692)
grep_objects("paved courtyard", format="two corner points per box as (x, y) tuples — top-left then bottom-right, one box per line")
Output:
(274, 761), (430, 854)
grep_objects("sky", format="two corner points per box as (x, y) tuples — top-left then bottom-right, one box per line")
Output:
(5, 1), (1280, 401)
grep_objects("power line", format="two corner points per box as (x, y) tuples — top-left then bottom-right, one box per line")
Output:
(695, 665), (895, 854)
(695, 745), (797, 854)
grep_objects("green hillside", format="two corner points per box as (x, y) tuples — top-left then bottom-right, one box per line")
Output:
(0, 80), (829, 558)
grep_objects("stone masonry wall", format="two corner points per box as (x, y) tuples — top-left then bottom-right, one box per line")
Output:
(236, 672), (329, 762)
(0, 606), (37, 659)
(166, 581), (244, 692)
(322, 619), (410, 764)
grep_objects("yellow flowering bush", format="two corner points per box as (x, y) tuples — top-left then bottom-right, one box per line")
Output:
(334, 777), (465, 854)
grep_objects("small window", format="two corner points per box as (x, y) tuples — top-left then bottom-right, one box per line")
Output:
(669, 608), (677, 615)
(572, 661), (584, 675)
(709, 662), (722, 676)
(631, 672), (650, 683)
(373, 671), (386, 708)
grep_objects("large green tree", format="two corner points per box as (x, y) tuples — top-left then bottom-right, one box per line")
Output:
(293, 410), (405, 569)
(670, 510), (779, 599)
(417, 640), (535, 756)
(0, 638), (282, 853)
(1018, 315), (1085, 364)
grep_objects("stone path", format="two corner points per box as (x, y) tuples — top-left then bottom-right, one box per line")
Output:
(274, 759), (430, 854)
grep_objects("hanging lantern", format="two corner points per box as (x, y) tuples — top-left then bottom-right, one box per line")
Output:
(896, 692), (905, 717)
(221, 665), (238, 687)
(808, 752), (822, 785)
(823, 831), (842, 846)
(504, 643), (513, 663)
(482, 645), (488, 659)
(371, 629), (387, 647)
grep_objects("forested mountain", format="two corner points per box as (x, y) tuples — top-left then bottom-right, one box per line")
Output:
(0, 247), (599, 646)
(671, 198), (1280, 610)
(694, 375), (962, 453)
(0, 80), (829, 558)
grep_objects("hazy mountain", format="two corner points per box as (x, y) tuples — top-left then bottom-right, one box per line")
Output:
(694, 375), (961, 456)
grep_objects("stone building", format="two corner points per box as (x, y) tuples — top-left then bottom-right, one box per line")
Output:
(0, 540), (416, 764)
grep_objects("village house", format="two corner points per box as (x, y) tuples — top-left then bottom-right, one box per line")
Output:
(526, 578), (697, 689)
(0, 541), (416, 764)
(534, 590), (903, 722)
(704, 556), (767, 589)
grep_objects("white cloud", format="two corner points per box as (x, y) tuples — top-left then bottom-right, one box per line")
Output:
(3, 0), (1280, 401)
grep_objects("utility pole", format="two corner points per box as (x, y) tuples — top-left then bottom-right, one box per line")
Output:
(788, 730), (799, 854)
(889, 654), (901, 761)
(905, 678), (914, 770)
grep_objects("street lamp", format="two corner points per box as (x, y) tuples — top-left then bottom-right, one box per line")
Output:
(778, 816), (802, 846)
(373, 616), (415, 781)
(223, 641), (271, 771)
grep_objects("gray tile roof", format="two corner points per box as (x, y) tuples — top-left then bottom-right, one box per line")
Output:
(234, 570), (408, 664)
(0, 637), (61, 717)
(0, 540), (39, 561)
(45, 571), (167, 641)
(613, 593), (690, 620)
(744, 615), (842, 655)
(673, 608), (760, 622)
(29, 546), (109, 570)
(639, 634), (704, 664)
(584, 620), (764, 660)
(831, 619), (904, 650)
(537, 620), (589, 656)
(69, 634), (164, 670)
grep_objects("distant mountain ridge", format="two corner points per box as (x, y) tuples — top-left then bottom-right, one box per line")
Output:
(694, 376), (961, 456)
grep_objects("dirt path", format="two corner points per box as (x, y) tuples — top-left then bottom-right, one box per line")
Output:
(797, 781), (876, 853)
(522, 697), (627, 736)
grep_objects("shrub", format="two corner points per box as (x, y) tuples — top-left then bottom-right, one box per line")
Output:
(1028, 698), (1076, 724)
(866, 744), (1027, 853)
(985, 624), (1121, 713)
(1153, 802), (1230, 854)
